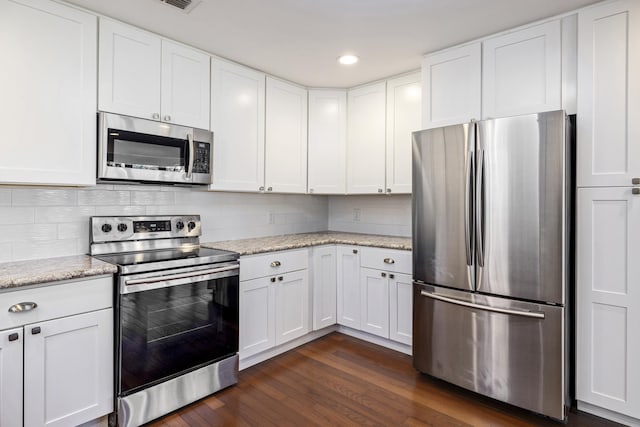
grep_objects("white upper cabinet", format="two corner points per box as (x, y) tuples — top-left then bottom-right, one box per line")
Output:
(308, 89), (347, 194)
(347, 82), (387, 194)
(0, 0), (97, 186)
(577, 0), (640, 188)
(483, 20), (561, 119)
(210, 58), (266, 192)
(421, 43), (481, 129)
(99, 19), (210, 128)
(386, 72), (421, 194)
(265, 77), (308, 193)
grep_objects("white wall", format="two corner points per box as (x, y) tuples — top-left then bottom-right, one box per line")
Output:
(328, 195), (411, 237)
(0, 184), (328, 262)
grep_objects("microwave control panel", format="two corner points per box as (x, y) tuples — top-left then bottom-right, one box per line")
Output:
(192, 142), (211, 174)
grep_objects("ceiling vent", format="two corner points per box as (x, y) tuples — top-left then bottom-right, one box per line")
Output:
(157, 0), (202, 14)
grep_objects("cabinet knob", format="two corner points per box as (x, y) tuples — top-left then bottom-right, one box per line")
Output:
(31, 327), (41, 335)
(383, 258), (395, 264)
(164, 115), (171, 122)
(270, 260), (281, 267)
(381, 272), (387, 278)
(8, 333), (19, 342)
(633, 188), (640, 195)
(270, 277), (276, 283)
(633, 178), (640, 185)
(389, 273), (395, 279)
(278, 276), (283, 281)
(259, 186), (265, 191)
(152, 113), (160, 120)
(267, 187), (273, 192)
(352, 249), (358, 254)
(378, 188), (383, 193)
(8, 302), (38, 313)
(386, 188), (391, 193)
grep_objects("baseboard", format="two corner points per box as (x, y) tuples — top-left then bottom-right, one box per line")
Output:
(239, 326), (338, 370)
(336, 326), (412, 355)
(577, 401), (640, 426)
(77, 415), (109, 427)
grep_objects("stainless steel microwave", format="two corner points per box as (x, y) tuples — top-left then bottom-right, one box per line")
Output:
(98, 112), (212, 185)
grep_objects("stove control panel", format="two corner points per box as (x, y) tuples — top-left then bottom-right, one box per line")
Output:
(90, 215), (201, 243)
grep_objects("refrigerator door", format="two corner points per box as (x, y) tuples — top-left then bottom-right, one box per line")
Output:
(412, 124), (474, 291)
(413, 283), (565, 421)
(476, 111), (566, 304)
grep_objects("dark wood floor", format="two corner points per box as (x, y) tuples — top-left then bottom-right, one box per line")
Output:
(149, 333), (621, 427)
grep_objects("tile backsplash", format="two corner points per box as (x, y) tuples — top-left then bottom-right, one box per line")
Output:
(328, 195), (411, 237)
(0, 184), (328, 262)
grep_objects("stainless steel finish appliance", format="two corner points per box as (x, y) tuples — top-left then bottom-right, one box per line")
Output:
(412, 111), (572, 421)
(90, 215), (239, 427)
(98, 112), (213, 185)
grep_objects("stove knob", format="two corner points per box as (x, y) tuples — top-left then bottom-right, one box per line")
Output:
(101, 223), (112, 233)
(176, 221), (185, 230)
(117, 223), (128, 232)
(187, 221), (196, 231)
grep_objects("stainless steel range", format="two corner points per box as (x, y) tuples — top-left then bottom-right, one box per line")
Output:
(89, 215), (239, 427)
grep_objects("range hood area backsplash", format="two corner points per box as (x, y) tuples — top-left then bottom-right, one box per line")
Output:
(0, 184), (411, 262)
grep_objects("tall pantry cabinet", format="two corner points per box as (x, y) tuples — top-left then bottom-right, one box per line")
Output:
(576, 0), (640, 425)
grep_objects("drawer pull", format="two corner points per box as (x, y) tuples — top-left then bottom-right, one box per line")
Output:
(633, 188), (640, 195)
(390, 274), (395, 279)
(8, 333), (19, 342)
(383, 258), (395, 264)
(352, 249), (358, 254)
(381, 272), (387, 278)
(270, 277), (276, 283)
(8, 302), (38, 313)
(31, 327), (41, 335)
(270, 261), (281, 267)
(278, 276), (283, 281)
(633, 178), (640, 185)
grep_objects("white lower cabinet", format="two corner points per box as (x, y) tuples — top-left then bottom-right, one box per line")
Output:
(336, 246), (362, 329)
(0, 276), (113, 427)
(360, 267), (389, 338)
(389, 272), (413, 345)
(312, 246), (337, 330)
(239, 249), (310, 359)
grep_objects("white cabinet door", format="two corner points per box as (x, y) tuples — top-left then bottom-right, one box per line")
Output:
(386, 72), (421, 194)
(0, 328), (22, 427)
(265, 77), (308, 193)
(99, 18), (161, 121)
(483, 20), (561, 119)
(275, 270), (310, 345)
(336, 246), (361, 329)
(210, 58), (266, 192)
(389, 272), (413, 345)
(360, 268), (389, 338)
(160, 40), (210, 129)
(308, 90), (347, 194)
(577, 0), (640, 188)
(24, 309), (113, 427)
(239, 277), (275, 358)
(0, 0), (97, 186)
(347, 82), (387, 194)
(421, 43), (481, 129)
(576, 187), (640, 418)
(312, 246), (337, 330)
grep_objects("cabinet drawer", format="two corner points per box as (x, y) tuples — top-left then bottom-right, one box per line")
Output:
(0, 276), (113, 330)
(240, 249), (308, 281)
(360, 247), (411, 274)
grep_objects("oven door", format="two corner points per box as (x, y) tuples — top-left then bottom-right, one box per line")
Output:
(117, 262), (239, 396)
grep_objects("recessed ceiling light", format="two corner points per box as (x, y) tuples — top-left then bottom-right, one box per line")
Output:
(338, 55), (359, 65)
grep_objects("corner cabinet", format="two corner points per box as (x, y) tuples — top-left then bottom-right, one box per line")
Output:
(312, 246), (337, 330)
(0, 0), (97, 186)
(576, 0), (640, 188)
(210, 58), (266, 192)
(0, 276), (114, 427)
(265, 77), (308, 193)
(99, 18), (210, 129)
(307, 90), (347, 194)
(336, 246), (362, 328)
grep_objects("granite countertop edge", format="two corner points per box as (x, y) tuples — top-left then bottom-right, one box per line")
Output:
(0, 255), (118, 291)
(202, 231), (412, 256)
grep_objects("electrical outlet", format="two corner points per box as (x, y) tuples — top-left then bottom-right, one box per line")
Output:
(353, 208), (361, 222)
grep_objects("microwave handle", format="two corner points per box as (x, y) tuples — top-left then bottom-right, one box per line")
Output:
(187, 133), (194, 179)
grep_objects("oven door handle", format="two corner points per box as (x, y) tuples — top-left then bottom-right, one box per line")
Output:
(123, 264), (239, 293)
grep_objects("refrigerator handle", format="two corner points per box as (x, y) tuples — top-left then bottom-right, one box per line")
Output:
(476, 146), (485, 267)
(464, 126), (474, 266)
(420, 290), (545, 319)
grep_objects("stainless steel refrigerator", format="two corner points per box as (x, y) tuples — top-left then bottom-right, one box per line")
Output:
(412, 110), (571, 421)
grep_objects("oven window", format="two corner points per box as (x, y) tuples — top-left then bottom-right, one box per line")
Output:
(119, 276), (239, 395)
(107, 129), (186, 171)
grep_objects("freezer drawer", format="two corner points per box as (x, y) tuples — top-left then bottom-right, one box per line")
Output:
(413, 283), (565, 420)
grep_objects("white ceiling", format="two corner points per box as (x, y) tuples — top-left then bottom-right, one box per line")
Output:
(64, 0), (600, 88)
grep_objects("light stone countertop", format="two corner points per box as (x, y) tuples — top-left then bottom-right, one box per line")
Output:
(202, 231), (412, 256)
(0, 255), (117, 291)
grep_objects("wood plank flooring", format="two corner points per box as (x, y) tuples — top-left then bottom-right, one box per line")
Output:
(150, 333), (621, 427)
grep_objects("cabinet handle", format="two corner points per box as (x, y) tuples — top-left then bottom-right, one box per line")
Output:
(389, 274), (395, 279)
(633, 178), (640, 185)
(352, 249), (358, 254)
(377, 188), (383, 193)
(633, 188), (640, 195)
(270, 277), (276, 283)
(8, 302), (37, 313)
(8, 333), (19, 342)
(386, 188), (391, 193)
(267, 187), (273, 192)
(164, 115), (171, 121)
(259, 186), (265, 191)
(152, 113), (160, 120)
(31, 327), (41, 335)
(278, 276), (283, 281)
(383, 258), (395, 264)
(270, 261), (281, 267)
(381, 272), (387, 278)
